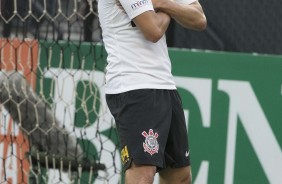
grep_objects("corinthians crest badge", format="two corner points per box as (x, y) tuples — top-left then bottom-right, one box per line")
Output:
(142, 129), (159, 156)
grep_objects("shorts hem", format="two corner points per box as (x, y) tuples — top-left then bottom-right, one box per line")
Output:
(123, 157), (164, 171)
(169, 161), (191, 169)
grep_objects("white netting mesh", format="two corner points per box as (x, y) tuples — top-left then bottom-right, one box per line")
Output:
(0, 0), (101, 41)
(0, 1), (122, 184)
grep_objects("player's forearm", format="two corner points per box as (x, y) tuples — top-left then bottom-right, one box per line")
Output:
(155, 11), (171, 37)
(157, 1), (206, 31)
(133, 11), (170, 43)
(143, 11), (171, 42)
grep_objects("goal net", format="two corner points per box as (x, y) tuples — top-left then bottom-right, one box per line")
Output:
(0, 0), (122, 183)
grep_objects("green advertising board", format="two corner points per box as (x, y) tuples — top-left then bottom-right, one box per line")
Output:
(170, 49), (282, 184)
(36, 42), (282, 184)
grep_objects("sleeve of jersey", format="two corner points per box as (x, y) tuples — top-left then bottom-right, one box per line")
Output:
(120, 0), (154, 20)
(176, 0), (197, 4)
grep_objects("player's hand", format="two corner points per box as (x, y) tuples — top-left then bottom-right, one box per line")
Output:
(116, 0), (125, 12)
(152, 0), (173, 11)
(151, 0), (164, 10)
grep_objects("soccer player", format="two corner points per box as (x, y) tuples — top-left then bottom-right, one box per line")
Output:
(98, 0), (206, 183)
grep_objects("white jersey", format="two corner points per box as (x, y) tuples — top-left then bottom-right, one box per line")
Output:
(98, 0), (196, 94)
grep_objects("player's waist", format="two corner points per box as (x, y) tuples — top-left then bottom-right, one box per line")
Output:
(105, 72), (176, 94)
(105, 83), (176, 94)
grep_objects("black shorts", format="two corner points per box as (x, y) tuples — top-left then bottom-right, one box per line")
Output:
(106, 89), (190, 171)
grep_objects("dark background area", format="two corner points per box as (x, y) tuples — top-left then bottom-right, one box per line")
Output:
(167, 0), (282, 55)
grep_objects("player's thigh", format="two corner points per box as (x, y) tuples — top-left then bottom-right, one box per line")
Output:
(159, 166), (192, 184)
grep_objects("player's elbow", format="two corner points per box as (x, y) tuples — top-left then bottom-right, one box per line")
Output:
(182, 15), (207, 31)
(195, 15), (207, 31)
(146, 35), (162, 43)
(144, 29), (164, 43)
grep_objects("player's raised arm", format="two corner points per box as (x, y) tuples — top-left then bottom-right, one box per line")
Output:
(152, 0), (207, 31)
(118, 0), (171, 43)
